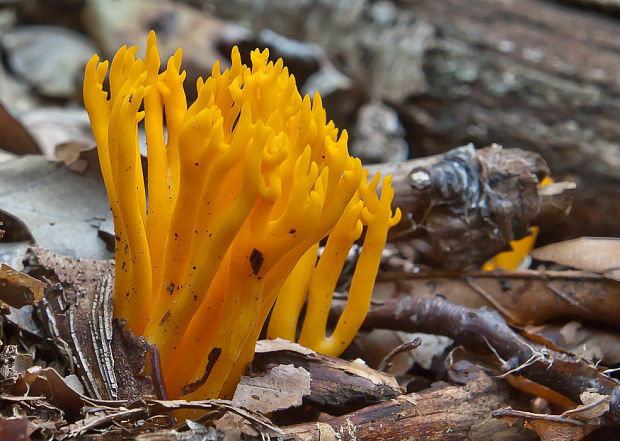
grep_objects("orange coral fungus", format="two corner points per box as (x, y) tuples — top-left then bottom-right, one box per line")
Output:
(83, 31), (400, 399)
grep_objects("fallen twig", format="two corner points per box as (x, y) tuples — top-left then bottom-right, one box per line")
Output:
(60, 399), (282, 439)
(339, 295), (620, 423)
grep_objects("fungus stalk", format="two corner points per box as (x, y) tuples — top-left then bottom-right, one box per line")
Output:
(83, 31), (400, 400)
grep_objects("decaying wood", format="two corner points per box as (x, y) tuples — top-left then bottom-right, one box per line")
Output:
(366, 144), (573, 270)
(373, 269), (620, 328)
(251, 339), (402, 415)
(26, 246), (152, 401)
(346, 295), (620, 424)
(282, 363), (534, 441)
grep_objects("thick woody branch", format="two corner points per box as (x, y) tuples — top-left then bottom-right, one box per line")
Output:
(367, 144), (574, 269)
(335, 295), (620, 423)
(282, 364), (529, 441)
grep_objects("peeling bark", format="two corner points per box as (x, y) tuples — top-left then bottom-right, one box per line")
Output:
(283, 364), (534, 441)
(27, 246), (152, 401)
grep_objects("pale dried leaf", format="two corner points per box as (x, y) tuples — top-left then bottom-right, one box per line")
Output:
(562, 392), (610, 421)
(531, 238), (620, 279)
(255, 338), (314, 356)
(233, 364), (311, 414)
(5, 306), (42, 336)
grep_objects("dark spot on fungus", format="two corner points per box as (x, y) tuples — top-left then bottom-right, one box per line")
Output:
(289, 229), (296, 234)
(166, 282), (175, 295)
(249, 248), (263, 275)
(159, 310), (171, 326)
(181, 347), (222, 395)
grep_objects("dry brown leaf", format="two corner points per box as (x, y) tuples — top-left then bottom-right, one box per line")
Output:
(233, 364), (311, 414)
(531, 237), (620, 280)
(522, 393), (610, 441)
(504, 375), (576, 408)
(564, 392), (610, 421)
(0, 102), (40, 156)
(524, 419), (589, 441)
(9, 366), (88, 413)
(494, 408), (594, 441)
(378, 269), (620, 328)
(27, 247), (152, 401)
(0, 263), (45, 308)
(0, 417), (36, 441)
(19, 108), (95, 165)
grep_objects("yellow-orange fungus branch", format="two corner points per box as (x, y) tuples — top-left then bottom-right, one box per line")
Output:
(83, 31), (400, 400)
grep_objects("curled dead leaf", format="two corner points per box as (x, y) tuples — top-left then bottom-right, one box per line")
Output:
(0, 263), (45, 308)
